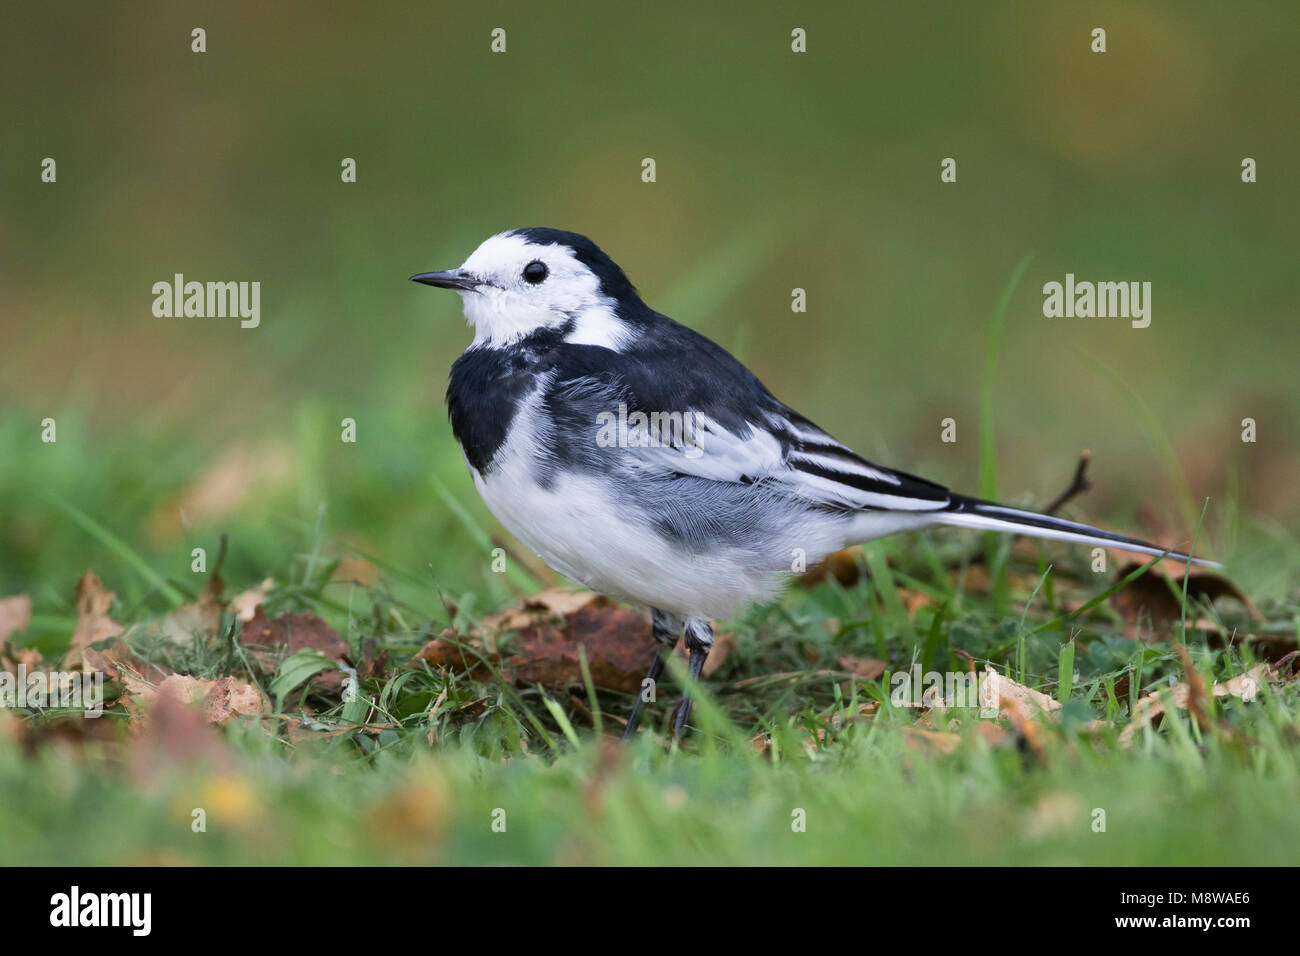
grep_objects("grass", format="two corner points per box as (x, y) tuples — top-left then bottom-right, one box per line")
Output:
(2, 252), (1297, 866)
(1, 506), (1297, 865)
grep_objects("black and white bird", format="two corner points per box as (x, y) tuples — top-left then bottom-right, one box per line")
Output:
(412, 228), (1214, 739)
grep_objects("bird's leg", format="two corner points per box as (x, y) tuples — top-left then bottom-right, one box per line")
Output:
(622, 609), (682, 740)
(672, 619), (714, 739)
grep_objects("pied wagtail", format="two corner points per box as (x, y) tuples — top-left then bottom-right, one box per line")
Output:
(412, 228), (1215, 739)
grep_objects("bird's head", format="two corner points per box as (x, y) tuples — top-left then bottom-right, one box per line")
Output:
(412, 228), (642, 349)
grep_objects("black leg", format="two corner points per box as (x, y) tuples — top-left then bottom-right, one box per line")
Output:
(622, 609), (682, 740)
(672, 620), (714, 738)
(622, 648), (665, 740)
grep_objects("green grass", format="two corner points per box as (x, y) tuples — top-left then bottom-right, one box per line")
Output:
(3, 247), (1297, 865)
(1, 510), (1297, 865)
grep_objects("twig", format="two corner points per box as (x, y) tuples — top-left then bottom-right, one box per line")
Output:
(948, 451), (1094, 569)
(1041, 450), (1093, 516)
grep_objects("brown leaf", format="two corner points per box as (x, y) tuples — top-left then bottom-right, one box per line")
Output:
(413, 630), (496, 678)
(1109, 563), (1261, 641)
(0, 595), (32, 653)
(141, 573), (224, 647)
(983, 667), (1063, 723)
(481, 586), (600, 636)
(455, 697), (489, 719)
(122, 673), (267, 730)
(1118, 662), (1271, 747)
(505, 598), (655, 694)
(63, 572), (126, 671)
(229, 578), (274, 624)
(239, 607), (348, 693)
(838, 655), (887, 681)
(81, 640), (169, 683)
(10, 647), (44, 671)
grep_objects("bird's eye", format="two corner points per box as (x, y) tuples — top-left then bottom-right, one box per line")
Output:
(523, 260), (548, 284)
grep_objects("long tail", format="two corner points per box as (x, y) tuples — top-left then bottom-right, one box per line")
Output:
(933, 495), (1221, 569)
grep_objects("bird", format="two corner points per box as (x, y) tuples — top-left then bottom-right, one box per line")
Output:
(411, 228), (1216, 740)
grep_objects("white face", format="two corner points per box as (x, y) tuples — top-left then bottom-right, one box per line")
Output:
(451, 232), (631, 350)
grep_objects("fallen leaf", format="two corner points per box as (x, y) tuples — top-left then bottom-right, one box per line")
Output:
(1109, 563), (1261, 641)
(972, 667), (1063, 758)
(838, 655), (887, 681)
(413, 630), (497, 678)
(10, 647), (44, 670)
(127, 694), (229, 777)
(983, 667), (1063, 722)
(229, 578), (274, 624)
(1118, 662), (1271, 747)
(455, 697), (489, 718)
(63, 572), (126, 671)
(137, 573), (225, 647)
(240, 607), (349, 694)
(81, 640), (169, 683)
(505, 598), (656, 694)
(121, 673), (268, 730)
(481, 587), (600, 636)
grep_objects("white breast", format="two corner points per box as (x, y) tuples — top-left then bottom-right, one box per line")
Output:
(468, 392), (782, 620)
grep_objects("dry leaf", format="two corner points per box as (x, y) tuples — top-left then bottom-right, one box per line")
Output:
(82, 640), (169, 683)
(504, 598), (655, 694)
(1118, 663), (1271, 747)
(138, 573), (224, 647)
(481, 587), (600, 636)
(838, 655), (887, 681)
(983, 667), (1063, 722)
(413, 630), (496, 678)
(239, 607), (349, 695)
(122, 673), (268, 730)
(62, 572), (125, 671)
(1109, 563), (1261, 641)
(229, 578), (274, 624)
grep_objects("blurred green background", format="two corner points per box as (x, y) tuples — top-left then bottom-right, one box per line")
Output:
(3, 1), (1297, 627)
